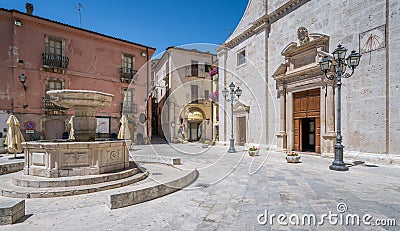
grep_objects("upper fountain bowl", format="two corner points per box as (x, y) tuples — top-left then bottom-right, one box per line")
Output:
(47, 90), (114, 109)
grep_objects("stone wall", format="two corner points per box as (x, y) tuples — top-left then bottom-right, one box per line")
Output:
(268, 0), (390, 154)
(388, 0), (400, 154)
(220, 0), (399, 156)
(219, 30), (271, 146)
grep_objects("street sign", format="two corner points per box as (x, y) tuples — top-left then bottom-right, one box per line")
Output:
(24, 121), (35, 130)
(26, 130), (34, 134)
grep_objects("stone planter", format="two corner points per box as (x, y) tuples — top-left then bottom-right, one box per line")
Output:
(248, 150), (259, 156)
(286, 155), (301, 163)
(201, 144), (209, 148)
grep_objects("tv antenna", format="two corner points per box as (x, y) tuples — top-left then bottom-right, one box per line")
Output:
(75, 3), (85, 28)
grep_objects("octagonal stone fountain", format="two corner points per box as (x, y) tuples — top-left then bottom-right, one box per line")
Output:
(0, 90), (198, 203)
(23, 90), (131, 178)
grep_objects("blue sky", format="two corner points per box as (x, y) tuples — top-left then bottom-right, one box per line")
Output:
(1, 0), (247, 56)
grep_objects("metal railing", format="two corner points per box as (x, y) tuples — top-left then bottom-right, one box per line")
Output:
(120, 68), (138, 82)
(42, 53), (69, 69)
(42, 94), (67, 111)
(121, 103), (137, 114)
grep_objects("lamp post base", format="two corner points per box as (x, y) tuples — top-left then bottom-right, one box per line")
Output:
(329, 143), (349, 171)
(228, 138), (236, 153)
(329, 163), (349, 171)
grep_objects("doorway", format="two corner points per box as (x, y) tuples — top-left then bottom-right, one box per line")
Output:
(301, 118), (315, 152)
(45, 119), (65, 140)
(238, 116), (246, 145)
(293, 89), (321, 153)
(188, 121), (202, 141)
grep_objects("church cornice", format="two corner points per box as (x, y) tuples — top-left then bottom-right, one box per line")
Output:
(218, 0), (311, 50)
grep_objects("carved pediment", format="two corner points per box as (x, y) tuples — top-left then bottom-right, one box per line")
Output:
(233, 101), (250, 113)
(272, 63), (287, 79)
(273, 28), (330, 86)
(281, 42), (298, 56)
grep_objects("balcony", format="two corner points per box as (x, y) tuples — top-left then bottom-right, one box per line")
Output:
(120, 68), (137, 83)
(42, 94), (67, 113)
(42, 53), (69, 69)
(121, 103), (137, 114)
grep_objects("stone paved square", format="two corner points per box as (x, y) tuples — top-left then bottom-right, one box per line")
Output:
(1, 143), (398, 230)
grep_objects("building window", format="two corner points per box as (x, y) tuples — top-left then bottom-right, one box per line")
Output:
(204, 90), (209, 100)
(47, 79), (63, 90)
(237, 49), (246, 66)
(205, 64), (211, 73)
(191, 60), (198, 76)
(122, 55), (134, 73)
(120, 54), (136, 82)
(43, 78), (65, 111)
(122, 88), (136, 113)
(47, 38), (62, 56)
(43, 36), (69, 69)
(191, 85), (198, 103)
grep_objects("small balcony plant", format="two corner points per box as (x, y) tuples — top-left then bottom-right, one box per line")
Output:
(285, 151), (301, 163)
(209, 91), (218, 101)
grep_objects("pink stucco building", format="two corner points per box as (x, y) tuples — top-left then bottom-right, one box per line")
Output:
(0, 5), (155, 143)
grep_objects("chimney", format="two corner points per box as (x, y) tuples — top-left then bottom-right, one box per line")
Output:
(26, 3), (33, 15)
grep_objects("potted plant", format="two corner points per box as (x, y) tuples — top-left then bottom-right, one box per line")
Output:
(201, 139), (212, 148)
(248, 146), (260, 156)
(286, 151), (301, 163)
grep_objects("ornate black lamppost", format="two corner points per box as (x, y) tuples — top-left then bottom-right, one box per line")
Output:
(222, 82), (242, 153)
(319, 44), (361, 171)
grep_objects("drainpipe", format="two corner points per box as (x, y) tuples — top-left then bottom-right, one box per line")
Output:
(146, 47), (150, 143)
(10, 12), (16, 113)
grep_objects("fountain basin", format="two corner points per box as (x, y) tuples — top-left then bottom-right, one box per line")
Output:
(23, 140), (130, 178)
(46, 90), (114, 142)
(46, 90), (114, 108)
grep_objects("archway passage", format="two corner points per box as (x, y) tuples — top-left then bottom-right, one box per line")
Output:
(187, 110), (204, 142)
(293, 89), (321, 153)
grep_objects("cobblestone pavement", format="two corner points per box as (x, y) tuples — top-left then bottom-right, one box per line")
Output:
(1, 142), (399, 231)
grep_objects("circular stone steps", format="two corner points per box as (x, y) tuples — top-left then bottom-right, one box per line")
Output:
(0, 169), (149, 198)
(12, 167), (140, 188)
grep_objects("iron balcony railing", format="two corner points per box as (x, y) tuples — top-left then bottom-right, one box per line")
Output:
(42, 94), (67, 111)
(121, 103), (137, 114)
(120, 68), (138, 82)
(42, 53), (69, 69)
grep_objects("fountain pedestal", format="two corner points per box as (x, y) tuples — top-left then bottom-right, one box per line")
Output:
(73, 106), (97, 142)
(23, 90), (131, 177)
(23, 140), (131, 177)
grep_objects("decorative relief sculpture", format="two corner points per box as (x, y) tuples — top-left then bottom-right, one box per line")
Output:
(297, 27), (310, 45)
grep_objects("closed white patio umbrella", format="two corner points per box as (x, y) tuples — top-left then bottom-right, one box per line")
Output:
(4, 115), (25, 154)
(118, 114), (131, 140)
(69, 116), (75, 140)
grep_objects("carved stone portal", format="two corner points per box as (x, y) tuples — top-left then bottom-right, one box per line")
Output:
(273, 30), (335, 155)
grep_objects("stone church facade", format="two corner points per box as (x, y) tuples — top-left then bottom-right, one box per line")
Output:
(218, 0), (399, 163)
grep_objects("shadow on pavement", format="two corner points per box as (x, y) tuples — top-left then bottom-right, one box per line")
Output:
(151, 136), (168, 145)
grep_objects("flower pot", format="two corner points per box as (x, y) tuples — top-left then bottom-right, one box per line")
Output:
(248, 150), (259, 157)
(286, 155), (301, 163)
(201, 144), (209, 148)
